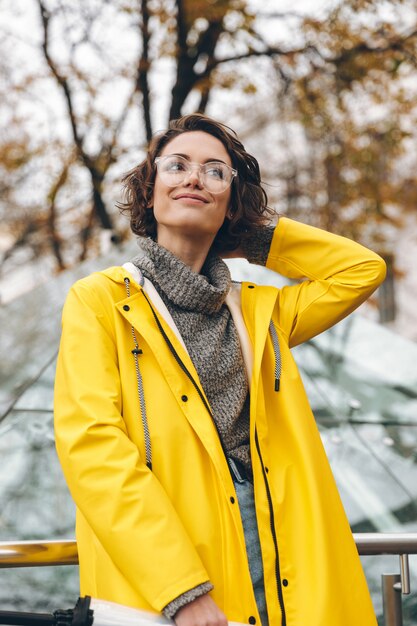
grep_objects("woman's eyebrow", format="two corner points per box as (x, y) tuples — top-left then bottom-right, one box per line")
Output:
(169, 152), (228, 165)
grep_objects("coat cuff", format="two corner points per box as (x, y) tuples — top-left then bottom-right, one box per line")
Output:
(242, 225), (275, 266)
(162, 581), (214, 620)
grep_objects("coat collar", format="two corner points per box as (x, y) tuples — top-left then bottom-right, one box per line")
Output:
(102, 266), (203, 394)
(100, 265), (278, 392)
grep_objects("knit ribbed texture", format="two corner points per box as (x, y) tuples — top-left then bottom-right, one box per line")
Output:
(163, 581), (214, 620)
(242, 225), (275, 266)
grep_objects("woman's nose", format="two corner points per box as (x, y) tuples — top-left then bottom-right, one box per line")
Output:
(184, 164), (203, 187)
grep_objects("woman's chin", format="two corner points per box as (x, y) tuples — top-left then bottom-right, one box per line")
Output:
(157, 220), (221, 240)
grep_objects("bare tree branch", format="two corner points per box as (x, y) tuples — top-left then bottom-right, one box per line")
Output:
(37, 0), (115, 236)
(202, 43), (319, 76)
(79, 205), (96, 262)
(327, 28), (417, 67)
(136, 0), (153, 141)
(0, 219), (42, 270)
(37, 0), (84, 154)
(46, 160), (73, 271)
(169, 0), (224, 119)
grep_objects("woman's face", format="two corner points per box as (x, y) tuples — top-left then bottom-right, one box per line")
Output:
(151, 131), (232, 243)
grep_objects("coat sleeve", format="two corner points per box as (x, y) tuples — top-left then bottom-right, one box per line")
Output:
(54, 280), (210, 611)
(266, 217), (387, 347)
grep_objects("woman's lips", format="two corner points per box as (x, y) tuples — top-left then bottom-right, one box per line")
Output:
(173, 193), (208, 203)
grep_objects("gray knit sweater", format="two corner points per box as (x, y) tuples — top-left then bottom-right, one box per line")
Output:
(132, 226), (274, 619)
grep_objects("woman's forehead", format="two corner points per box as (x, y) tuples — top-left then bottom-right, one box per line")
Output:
(161, 131), (231, 164)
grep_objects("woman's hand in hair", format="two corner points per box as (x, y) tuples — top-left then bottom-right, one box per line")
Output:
(174, 594), (228, 626)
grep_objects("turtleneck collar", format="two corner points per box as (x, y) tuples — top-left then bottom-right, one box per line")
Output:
(132, 237), (231, 314)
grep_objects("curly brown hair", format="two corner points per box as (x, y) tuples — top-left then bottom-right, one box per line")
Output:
(118, 113), (274, 252)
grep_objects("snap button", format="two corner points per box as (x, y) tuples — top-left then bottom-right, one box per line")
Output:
(123, 305), (130, 311)
(230, 496), (235, 504)
(282, 578), (289, 587)
(248, 617), (256, 624)
(181, 395), (188, 402)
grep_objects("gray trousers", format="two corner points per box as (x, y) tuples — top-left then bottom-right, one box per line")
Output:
(234, 480), (269, 626)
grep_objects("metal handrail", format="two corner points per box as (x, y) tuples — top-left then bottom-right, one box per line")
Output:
(1, 533), (417, 567)
(0, 534), (416, 626)
(0, 539), (77, 568)
(354, 533), (417, 555)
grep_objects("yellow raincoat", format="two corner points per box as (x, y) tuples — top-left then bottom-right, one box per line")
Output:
(54, 217), (386, 625)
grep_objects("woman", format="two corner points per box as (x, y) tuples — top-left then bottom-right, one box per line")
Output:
(54, 114), (386, 626)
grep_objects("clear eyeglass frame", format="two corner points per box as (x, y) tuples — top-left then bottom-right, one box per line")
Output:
(154, 155), (237, 194)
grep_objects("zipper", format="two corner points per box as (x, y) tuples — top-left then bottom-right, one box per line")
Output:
(255, 429), (286, 626)
(141, 290), (235, 483)
(269, 320), (282, 392)
(124, 277), (152, 470)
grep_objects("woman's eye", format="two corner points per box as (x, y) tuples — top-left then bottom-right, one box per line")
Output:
(167, 159), (187, 172)
(206, 165), (225, 179)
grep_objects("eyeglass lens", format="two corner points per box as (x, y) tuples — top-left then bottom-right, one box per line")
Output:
(156, 155), (234, 193)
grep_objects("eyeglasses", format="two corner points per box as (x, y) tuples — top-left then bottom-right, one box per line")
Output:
(154, 155), (237, 194)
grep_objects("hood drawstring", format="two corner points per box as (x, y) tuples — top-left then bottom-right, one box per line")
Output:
(124, 274), (152, 470)
(269, 320), (282, 392)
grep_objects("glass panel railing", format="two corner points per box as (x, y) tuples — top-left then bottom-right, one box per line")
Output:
(0, 242), (136, 418)
(291, 317), (417, 624)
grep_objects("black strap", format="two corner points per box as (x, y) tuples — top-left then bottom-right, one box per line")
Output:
(71, 598), (93, 626)
(0, 611), (54, 626)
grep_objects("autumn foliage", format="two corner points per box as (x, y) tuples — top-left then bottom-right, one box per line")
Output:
(0, 0), (416, 299)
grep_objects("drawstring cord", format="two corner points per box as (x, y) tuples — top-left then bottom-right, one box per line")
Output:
(124, 276), (152, 470)
(269, 320), (282, 392)
(122, 272), (280, 469)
